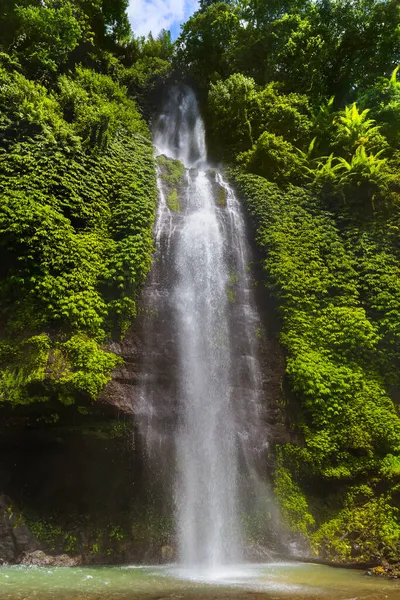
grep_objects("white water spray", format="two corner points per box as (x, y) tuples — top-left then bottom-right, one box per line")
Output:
(137, 84), (268, 568)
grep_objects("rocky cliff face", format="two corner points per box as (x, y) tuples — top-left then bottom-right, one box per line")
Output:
(0, 495), (39, 563)
(0, 401), (150, 564)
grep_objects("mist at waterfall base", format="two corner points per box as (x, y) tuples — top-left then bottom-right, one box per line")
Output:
(136, 83), (275, 575)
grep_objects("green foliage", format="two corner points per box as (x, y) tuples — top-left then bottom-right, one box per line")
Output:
(208, 75), (312, 156)
(275, 463), (315, 537)
(136, 29), (174, 61)
(216, 185), (227, 207)
(0, 1), (133, 82)
(312, 494), (400, 562)
(0, 67), (69, 141)
(12, 3), (82, 78)
(55, 335), (123, 401)
(333, 103), (387, 156)
(25, 517), (78, 553)
(232, 170), (400, 558)
(24, 514), (129, 556)
(79, 420), (132, 439)
(335, 147), (390, 200)
(208, 74), (257, 152)
(314, 146), (392, 206)
(226, 269), (238, 304)
(256, 83), (312, 145)
(208, 73), (394, 207)
(309, 103), (393, 206)
(167, 190), (182, 212)
(381, 455), (400, 479)
(156, 155), (185, 187)
(177, 0), (400, 101)
(0, 335), (51, 405)
(360, 67), (400, 149)
(157, 155), (185, 213)
(0, 29), (158, 406)
(238, 131), (307, 184)
(176, 2), (241, 88)
(240, 499), (273, 546)
(121, 56), (172, 99)
(2, 0), (400, 566)
(58, 67), (149, 147)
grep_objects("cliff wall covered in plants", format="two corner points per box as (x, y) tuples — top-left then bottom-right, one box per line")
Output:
(0, 0), (176, 407)
(1, 0), (400, 566)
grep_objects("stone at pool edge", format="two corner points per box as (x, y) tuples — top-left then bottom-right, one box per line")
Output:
(366, 561), (400, 579)
(19, 549), (82, 567)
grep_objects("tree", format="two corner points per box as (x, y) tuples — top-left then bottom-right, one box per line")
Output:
(208, 73), (257, 151)
(177, 0), (400, 102)
(208, 75), (312, 156)
(11, 3), (82, 78)
(360, 68), (400, 149)
(238, 131), (307, 184)
(176, 2), (241, 88)
(199, 0), (234, 10)
(79, 0), (131, 45)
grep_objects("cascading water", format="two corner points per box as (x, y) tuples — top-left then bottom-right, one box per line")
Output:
(136, 84), (268, 568)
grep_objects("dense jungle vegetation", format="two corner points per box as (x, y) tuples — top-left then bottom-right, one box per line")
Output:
(1, 0), (400, 563)
(0, 0), (175, 406)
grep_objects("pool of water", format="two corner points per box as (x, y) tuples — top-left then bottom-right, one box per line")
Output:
(0, 562), (397, 599)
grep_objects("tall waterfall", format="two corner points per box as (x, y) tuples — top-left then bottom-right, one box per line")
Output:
(136, 84), (268, 568)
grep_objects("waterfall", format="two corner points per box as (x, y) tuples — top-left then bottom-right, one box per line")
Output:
(136, 84), (268, 568)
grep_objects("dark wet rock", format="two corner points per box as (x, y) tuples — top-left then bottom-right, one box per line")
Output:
(20, 550), (82, 567)
(204, 169), (227, 208)
(100, 379), (137, 414)
(350, 542), (362, 558)
(286, 536), (314, 560)
(160, 544), (175, 563)
(205, 169), (217, 181)
(99, 340), (140, 413)
(0, 495), (39, 563)
(243, 543), (280, 562)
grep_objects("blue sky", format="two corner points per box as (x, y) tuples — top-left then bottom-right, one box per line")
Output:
(128, 0), (199, 40)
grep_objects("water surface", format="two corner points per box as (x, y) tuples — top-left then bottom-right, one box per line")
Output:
(0, 562), (397, 599)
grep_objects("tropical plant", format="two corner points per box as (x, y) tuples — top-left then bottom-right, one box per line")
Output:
(333, 103), (387, 156)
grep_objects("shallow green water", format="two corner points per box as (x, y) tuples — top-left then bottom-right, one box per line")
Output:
(0, 562), (398, 600)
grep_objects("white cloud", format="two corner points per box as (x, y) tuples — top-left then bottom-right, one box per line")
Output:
(128, 0), (199, 37)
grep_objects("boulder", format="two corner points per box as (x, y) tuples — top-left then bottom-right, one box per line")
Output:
(19, 550), (82, 567)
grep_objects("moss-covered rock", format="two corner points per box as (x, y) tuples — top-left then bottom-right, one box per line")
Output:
(216, 185), (227, 207)
(156, 154), (185, 187)
(167, 189), (182, 212)
(156, 154), (186, 213)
